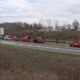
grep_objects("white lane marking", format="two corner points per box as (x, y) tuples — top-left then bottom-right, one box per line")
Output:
(19, 44), (24, 45)
(27, 45), (33, 46)
(0, 41), (80, 53)
(36, 46), (42, 47)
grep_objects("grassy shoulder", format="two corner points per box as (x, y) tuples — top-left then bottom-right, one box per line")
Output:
(0, 44), (80, 80)
(46, 39), (66, 44)
(0, 44), (79, 58)
(0, 44), (80, 58)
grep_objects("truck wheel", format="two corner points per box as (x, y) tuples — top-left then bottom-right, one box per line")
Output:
(70, 44), (74, 47)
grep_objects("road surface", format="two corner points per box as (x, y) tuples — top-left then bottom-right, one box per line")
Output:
(0, 40), (80, 55)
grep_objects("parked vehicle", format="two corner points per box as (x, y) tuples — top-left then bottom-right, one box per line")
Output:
(33, 37), (45, 43)
(0, 35), (4, 40)
(1, 34), (45, 44)
(11, 35), (20, 41)
(69, 39), (80, 47)
(20, 35), (31, 42)
(3, 35), (11, 40)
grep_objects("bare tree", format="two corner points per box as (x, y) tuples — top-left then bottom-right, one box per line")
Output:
(54, 21), (60, 31)
(72, 20), (79, 31)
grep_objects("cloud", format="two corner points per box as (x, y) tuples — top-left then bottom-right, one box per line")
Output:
(67, 5), (80, 14)
(0, 0), (80, 24)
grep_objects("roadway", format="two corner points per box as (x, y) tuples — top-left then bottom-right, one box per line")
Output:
(0, 40), (80, 55)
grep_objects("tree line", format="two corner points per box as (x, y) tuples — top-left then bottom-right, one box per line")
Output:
(0, 20), (80, 40)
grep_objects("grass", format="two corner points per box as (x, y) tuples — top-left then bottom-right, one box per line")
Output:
(0, 44), (80, 80)
(46, 39), (66, 44)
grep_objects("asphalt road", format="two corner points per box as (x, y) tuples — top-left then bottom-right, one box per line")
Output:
(0, 40), (80, 55)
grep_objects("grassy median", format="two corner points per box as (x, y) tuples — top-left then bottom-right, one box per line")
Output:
(0, 44), (80, 80)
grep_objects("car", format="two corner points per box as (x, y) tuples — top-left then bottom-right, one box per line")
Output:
(69, 40), (80, 47)
(0, 35), (4, 40)
(3, 35), (12, 40)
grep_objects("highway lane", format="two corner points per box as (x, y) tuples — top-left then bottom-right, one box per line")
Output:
(0, 40), (80, 55)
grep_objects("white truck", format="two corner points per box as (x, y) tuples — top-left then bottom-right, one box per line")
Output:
(0, 28), (4, 39)
(0, 28), (4, 35)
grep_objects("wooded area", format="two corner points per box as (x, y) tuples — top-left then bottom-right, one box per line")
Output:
(0, 20), (80, 40)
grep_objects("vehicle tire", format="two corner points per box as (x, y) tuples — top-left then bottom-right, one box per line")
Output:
(70, 44), (74, 47)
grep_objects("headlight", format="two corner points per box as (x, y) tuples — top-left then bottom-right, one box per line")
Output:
(74, 43), (78, 45)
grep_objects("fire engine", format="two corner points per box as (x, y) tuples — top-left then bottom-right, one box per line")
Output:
(11, 35), (20, 41)
(33, 37), (45, 43)
(20, 35), (31, 42)
(69, 39), (80, 47)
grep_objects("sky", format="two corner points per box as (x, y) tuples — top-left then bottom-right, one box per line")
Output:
(0, 0), (80, 24)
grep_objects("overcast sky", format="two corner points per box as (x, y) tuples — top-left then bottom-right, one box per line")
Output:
(0, 0), (80, 24)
